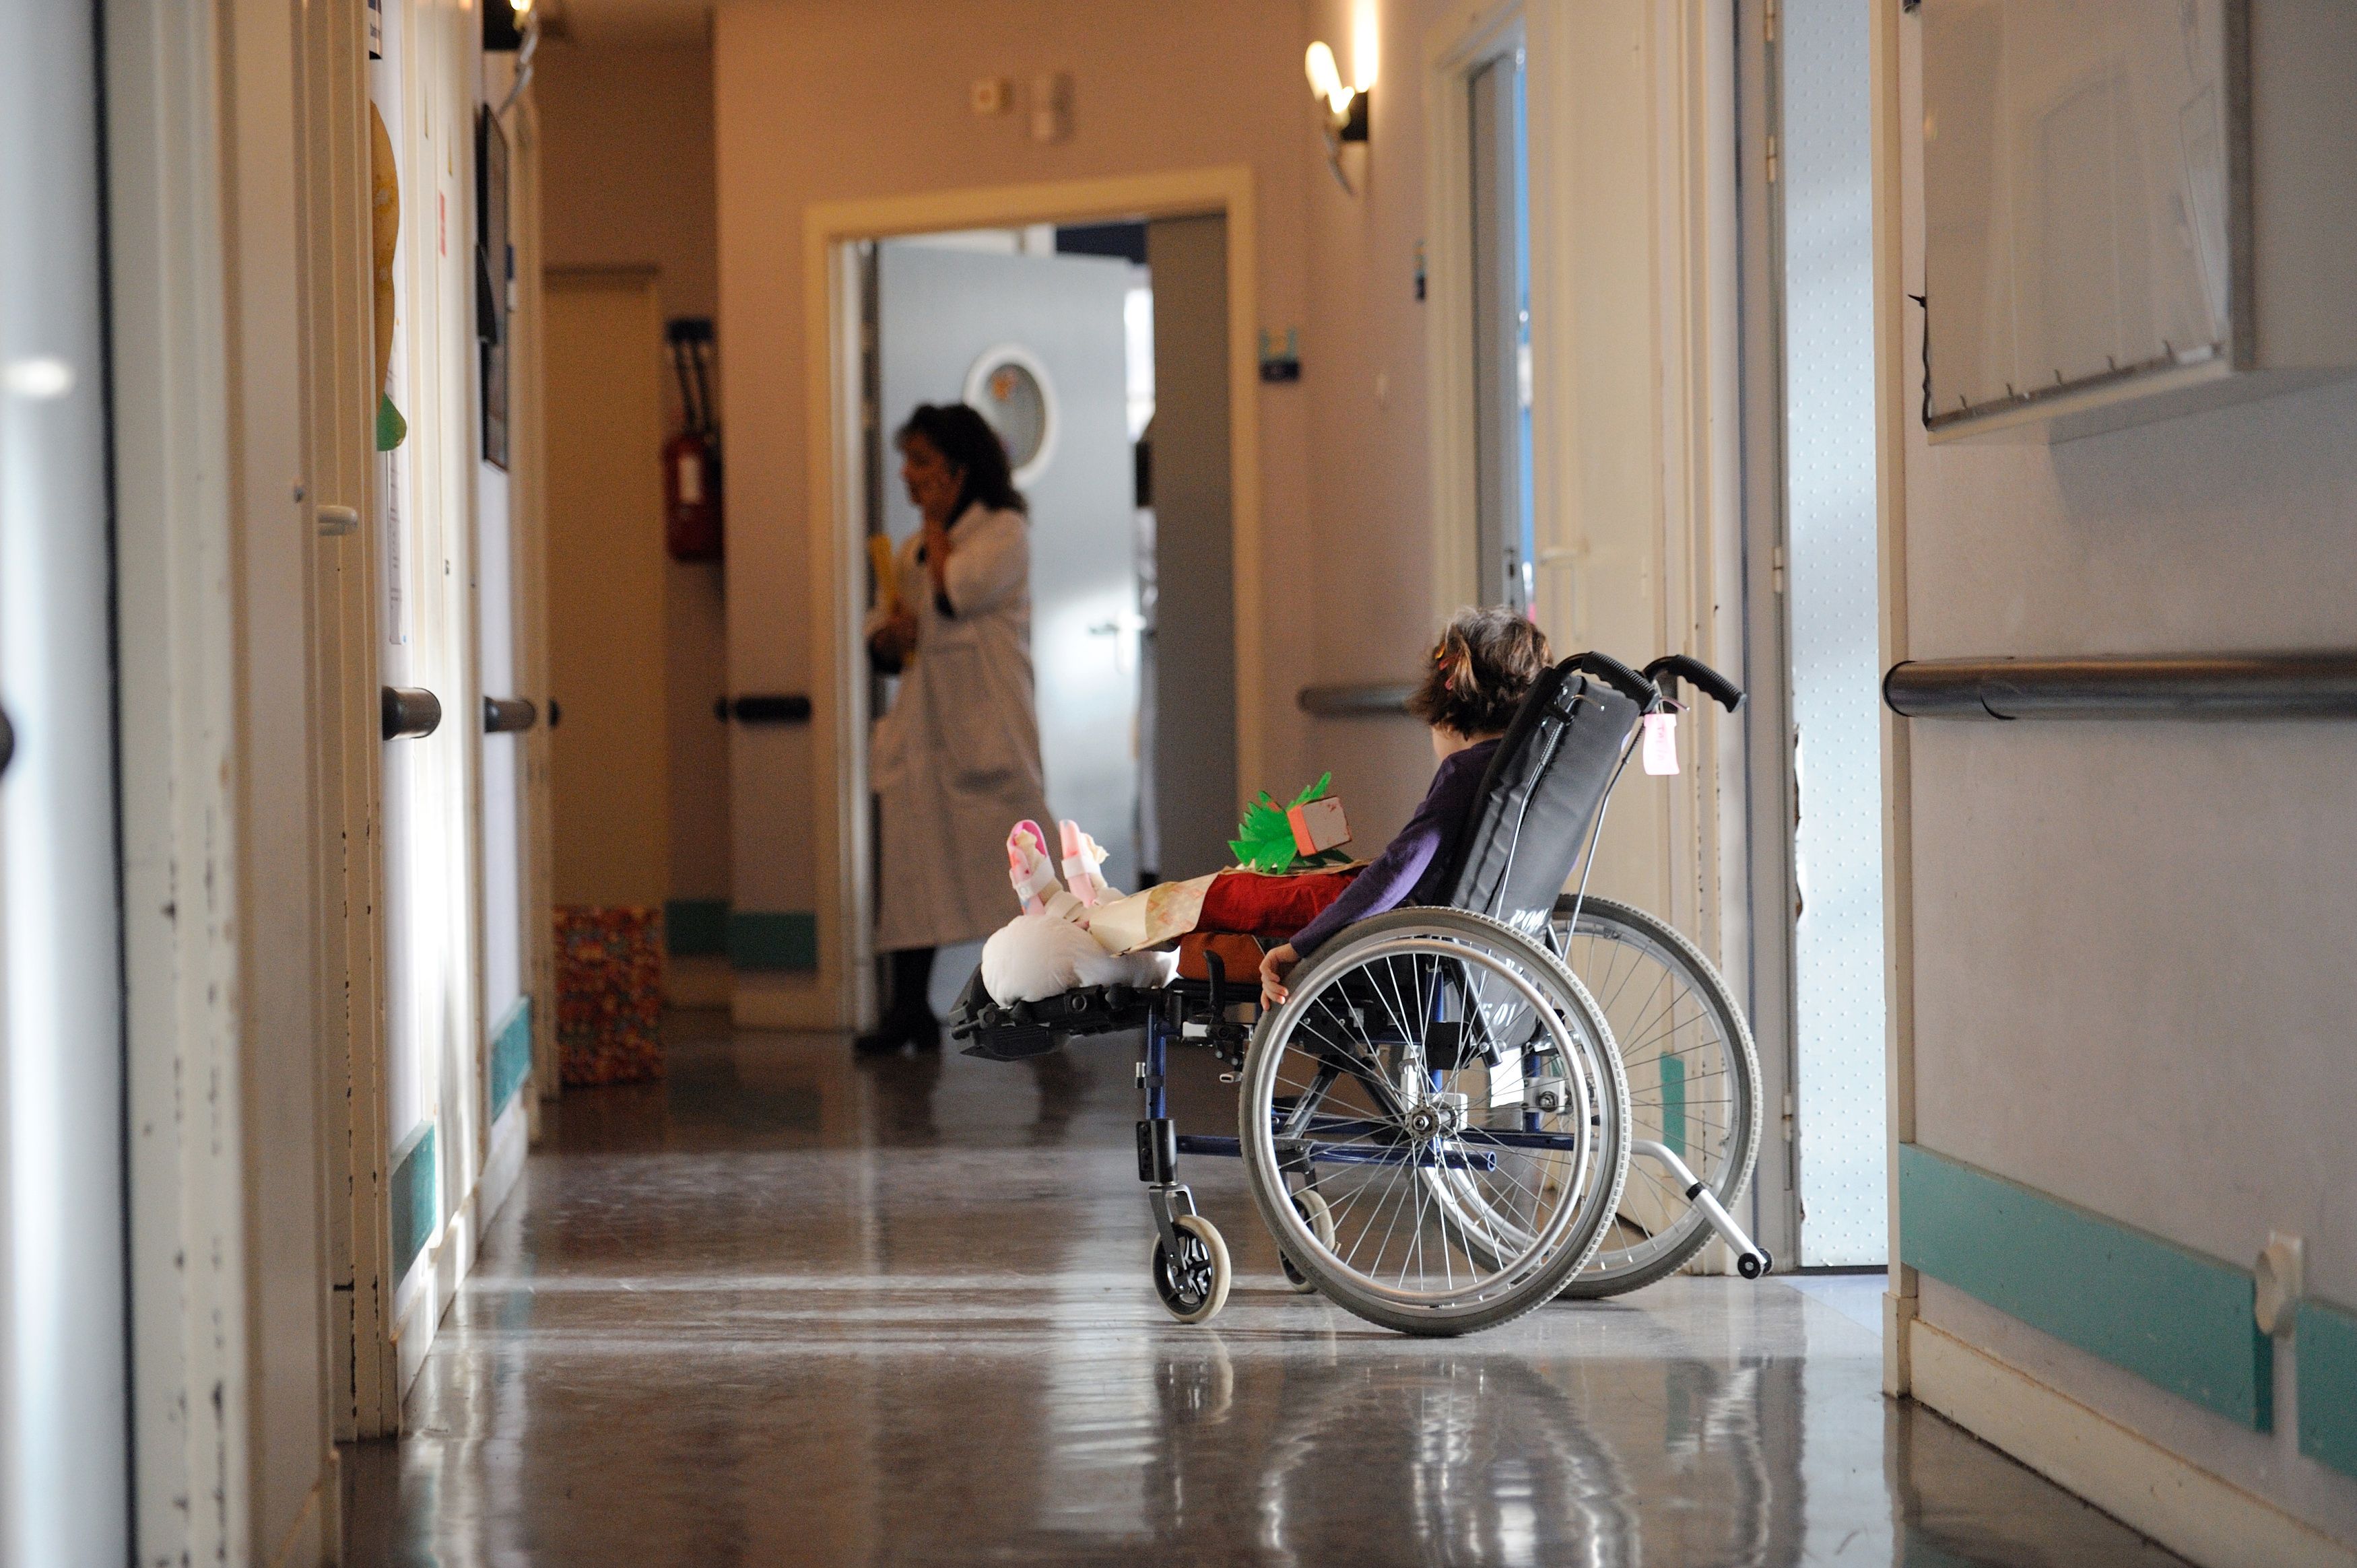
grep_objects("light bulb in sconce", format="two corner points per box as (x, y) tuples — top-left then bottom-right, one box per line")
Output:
(1304, 42), (1350, 116)
(1351, 1), (1379, 95)
(1303, 36), (1370, 153)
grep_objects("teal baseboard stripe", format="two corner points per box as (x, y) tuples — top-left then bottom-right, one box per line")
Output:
(729, 910), (818, 972)
(389, 1123), (438, 1281)
(666, 899), (729, 957)
(1898, 1143), (2271, 1430)
(490, 996), (533, 1118)
(2297, 1298), (2357, 1478)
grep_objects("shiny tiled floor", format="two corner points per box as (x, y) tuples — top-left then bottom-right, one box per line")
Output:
(342, 1012), (2185, 1567)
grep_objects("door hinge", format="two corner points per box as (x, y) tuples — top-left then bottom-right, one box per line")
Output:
(1771, 545), (1786, 594)
(1765, 135), (1779, 184)
(1783, 1091), (1795, 1139)
(1765, 0), (1779, 44)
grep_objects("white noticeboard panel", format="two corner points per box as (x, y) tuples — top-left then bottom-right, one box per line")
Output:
(1921, 0), (2357, 441)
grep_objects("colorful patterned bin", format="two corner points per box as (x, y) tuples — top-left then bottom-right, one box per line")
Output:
(556, 906), (664, 1085)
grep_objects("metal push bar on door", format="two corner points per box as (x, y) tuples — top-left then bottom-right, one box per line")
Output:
(1883, 653), (2357, 720)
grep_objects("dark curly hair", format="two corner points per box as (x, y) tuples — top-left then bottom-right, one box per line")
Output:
(1408, 607), (1553, 737)
(896, 402), (1028, 517)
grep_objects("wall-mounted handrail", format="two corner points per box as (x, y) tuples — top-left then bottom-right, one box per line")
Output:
(1884, 653), (2357, 720)
(483, 695), (538, 733)
(381, 686), (443, 741)
(1298, 682), (1417, 717)
(715, 693), (814, 724)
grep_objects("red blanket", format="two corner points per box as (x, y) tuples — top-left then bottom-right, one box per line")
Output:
(1195, 868), (1360, 942)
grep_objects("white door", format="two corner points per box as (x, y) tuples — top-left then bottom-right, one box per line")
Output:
(876, 242), (1143, 889)
(0, 3), (130, 1558)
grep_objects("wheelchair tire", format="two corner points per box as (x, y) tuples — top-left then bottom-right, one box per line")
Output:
(1550, 896), (1762, 1297)
(1151, 1213), (1232, 1324)
(1280, 1188), (1336, 1294)
(1237, 908), (1630, 1337)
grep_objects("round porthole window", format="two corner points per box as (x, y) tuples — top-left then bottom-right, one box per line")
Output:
(964, 344), (1059, 487)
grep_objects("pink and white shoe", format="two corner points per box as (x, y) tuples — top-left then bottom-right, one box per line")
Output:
(1007, 821), (1083, 921)
(1059, 820), (1121, 908)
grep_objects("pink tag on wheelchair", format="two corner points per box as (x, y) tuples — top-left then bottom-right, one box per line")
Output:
(1641, 711), (1680, 775)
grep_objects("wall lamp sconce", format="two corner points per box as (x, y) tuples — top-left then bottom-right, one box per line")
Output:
(486, 0), (535, 52)
(1306, 40), (1372, 193)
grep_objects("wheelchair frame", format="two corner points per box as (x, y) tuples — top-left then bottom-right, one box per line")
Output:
(948, 650), (1772, 1332)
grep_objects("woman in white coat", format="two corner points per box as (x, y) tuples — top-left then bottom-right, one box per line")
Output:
(861, 403), (1053, 1053)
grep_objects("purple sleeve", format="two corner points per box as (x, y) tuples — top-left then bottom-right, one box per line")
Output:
(1290, 752), (1480, 957)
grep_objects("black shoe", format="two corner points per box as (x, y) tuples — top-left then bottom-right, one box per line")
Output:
(855, 1009), (937, 1056)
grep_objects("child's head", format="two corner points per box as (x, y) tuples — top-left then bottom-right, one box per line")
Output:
(1409, 607), (1552, 743)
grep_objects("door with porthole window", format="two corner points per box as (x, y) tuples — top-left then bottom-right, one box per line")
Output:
(875, 241), (1141, 889)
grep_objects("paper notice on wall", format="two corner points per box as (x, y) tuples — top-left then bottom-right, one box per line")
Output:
(368, 0), (382, 58)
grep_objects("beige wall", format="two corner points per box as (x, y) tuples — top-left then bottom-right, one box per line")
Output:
(711, 0), (1509, 1002)
(545, 273), (673, 908)
(539, 39), (731, 908)
(1887, 6), (2357, 1547)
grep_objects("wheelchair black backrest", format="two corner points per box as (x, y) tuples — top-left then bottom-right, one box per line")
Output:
(1439, 657), (1642, 941)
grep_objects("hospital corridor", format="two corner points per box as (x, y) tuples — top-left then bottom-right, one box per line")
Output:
(2, 1), (2354, 1565)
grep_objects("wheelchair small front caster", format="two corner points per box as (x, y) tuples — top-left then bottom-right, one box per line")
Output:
(1152, 1213), (1232, 1323)
(1737, 1250), (1771, 1280)
(1280, 1188), (1336, 1294)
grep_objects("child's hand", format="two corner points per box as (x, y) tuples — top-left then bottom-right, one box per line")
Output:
(1259, 943), (1300, 1009)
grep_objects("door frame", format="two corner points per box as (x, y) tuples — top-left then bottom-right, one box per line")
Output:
(802, 167), (1261, 1031)
(1422, 0), (1527, 624)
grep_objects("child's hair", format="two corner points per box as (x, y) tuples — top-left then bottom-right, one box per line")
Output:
(1409, 607), (1553, 737)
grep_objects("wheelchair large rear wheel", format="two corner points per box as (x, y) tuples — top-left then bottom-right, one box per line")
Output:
(1237, 908), (1630, 1336)
(1552, 896), (1760, 1296)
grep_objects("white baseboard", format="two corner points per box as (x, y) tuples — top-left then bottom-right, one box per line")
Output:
(480, 1093), (529, 1231)
(1908, 1316), (2357, 1568)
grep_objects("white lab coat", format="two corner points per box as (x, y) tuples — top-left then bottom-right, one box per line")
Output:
(869, 502), (1053, 951)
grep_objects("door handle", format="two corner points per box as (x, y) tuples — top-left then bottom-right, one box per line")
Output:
(482, 695), (538, 733)
(382, 686), (442, 741)
(0, 706), (12, 775)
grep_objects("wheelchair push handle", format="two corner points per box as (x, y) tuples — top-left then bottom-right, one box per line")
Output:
(1642, 654), (1744, 712)
(1566, 651), (1659, 709)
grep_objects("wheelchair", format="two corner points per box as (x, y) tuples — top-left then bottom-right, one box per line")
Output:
(948, 650), (1769, 1336)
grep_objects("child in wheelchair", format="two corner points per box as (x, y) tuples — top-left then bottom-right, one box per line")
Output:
(1256, 607), (1550, 1008)
(977, 607), (1550, 1007)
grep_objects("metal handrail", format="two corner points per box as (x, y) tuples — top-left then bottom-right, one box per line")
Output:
(483, 696), (539, 733)
(381, 686), (442, 741)
(715, 693), (814, 724)
(1298, 683), (1417, 717)
(1884, 652), (2357, 720)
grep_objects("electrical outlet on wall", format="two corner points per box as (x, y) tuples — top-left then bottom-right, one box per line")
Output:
(2254, 1232), (2303, 1337)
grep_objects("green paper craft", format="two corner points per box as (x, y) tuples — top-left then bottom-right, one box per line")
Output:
(376, 390), (408, 452)
(1229, 773), (1353, 875)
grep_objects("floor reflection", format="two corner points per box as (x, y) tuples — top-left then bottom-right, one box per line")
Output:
(342, 1014), (2184, 1567)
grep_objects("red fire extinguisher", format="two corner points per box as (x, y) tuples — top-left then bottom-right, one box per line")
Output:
(665, 317), (722, 561)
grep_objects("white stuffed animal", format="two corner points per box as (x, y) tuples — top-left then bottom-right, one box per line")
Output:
(981, 912), (1174, 1004)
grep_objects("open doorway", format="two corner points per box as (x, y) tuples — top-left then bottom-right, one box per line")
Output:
(822, 184), (1253, 1030)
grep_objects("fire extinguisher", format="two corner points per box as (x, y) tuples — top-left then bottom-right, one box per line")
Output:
(665, 317), (722, 561)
